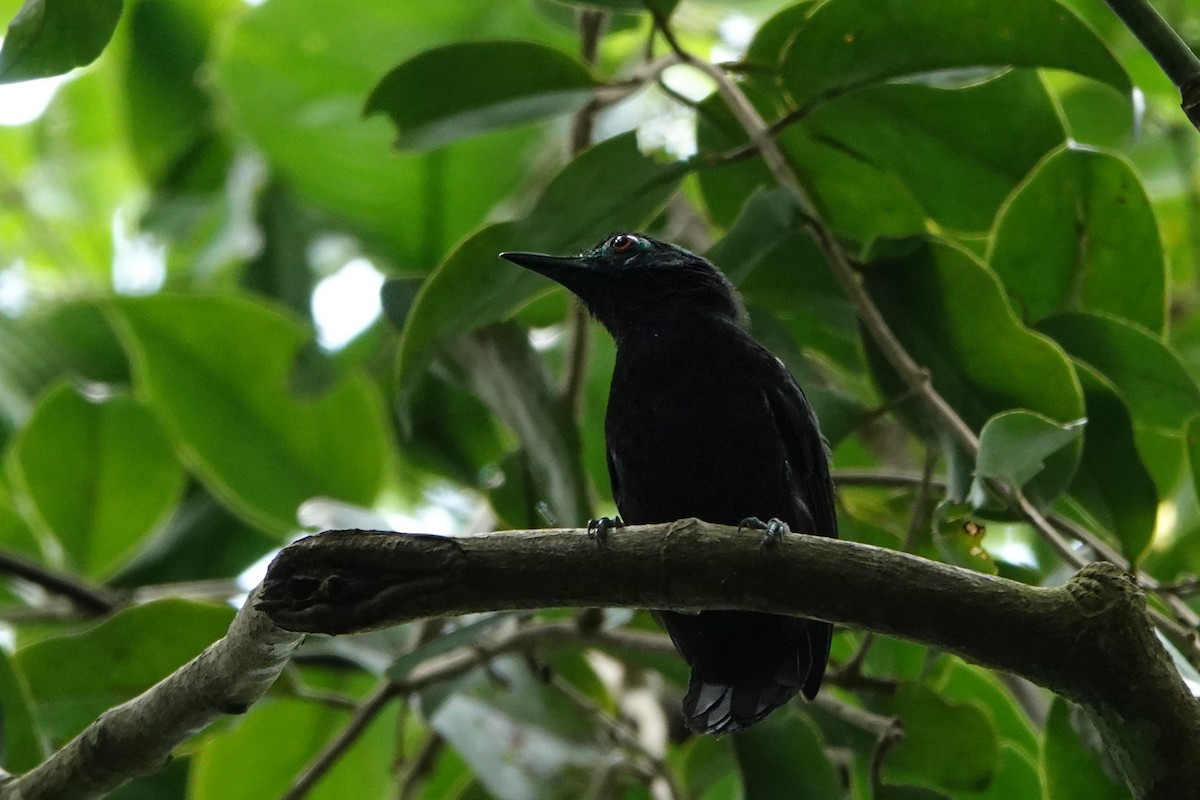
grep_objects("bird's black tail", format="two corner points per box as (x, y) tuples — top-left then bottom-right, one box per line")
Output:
(683, 674), (800, 735)
(661, 610), (832, 735)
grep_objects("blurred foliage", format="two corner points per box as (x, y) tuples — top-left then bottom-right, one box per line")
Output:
(1, 0), (1199, 797)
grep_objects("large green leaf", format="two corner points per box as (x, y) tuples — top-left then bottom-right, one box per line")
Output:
(1042, 697), (1127, 799)
(885, 684), (1000, 793)
(802, 71), (1066, 233)
(0, 0), (122, 83)
(119, 0), (236, 208)
(1069, 365), (1158, 565)
(0, 647), (43, 772)
(732, 713), (841, 800)
(109, 294), (391, 534)
(932, 658), (1039, 762)
(392, 132), (687, 410)
(16, 599), (234, 741)
(862, 240), (1085, 505)
(780, 0), (1128, 110)
(694, 82), (925, 239)
(190, 694), (400, 800)
(989, 147), (1165, 332)
(1036, 312), (1200, 432)
(8, 383), (184, 578)
(211, 1), (560, 265)
(366, 41), (595, 150)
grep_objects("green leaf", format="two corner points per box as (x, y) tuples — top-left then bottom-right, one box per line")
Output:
(0, 647), (43, 772)
(780, 0), (1128, 110)
(191, 695), (400, 800)
(109, 295), (391, 535)
(8, 383), (184, 578)
(1069, 365), (1158, 565)
(430, 658), (611, 800)
(962, 745), (1041, 800)
(694, 84), (925, 238)
(211, 0), (555, 265)
(393, 132), (687, 410)
(989, 146), (1165, 332)
(0, 0), (123, 83)
(1036, 312), (1200, 432)
(119, 0), (235, 192)
(862, 240), (1085, 505)
(885, 683), (999, 793)
(932, 657), (1040, 761)
(366, 41), (595, 151)
(732, 712), (841, 800)
(16, 599), (234, 741)
(1042, 697), (1128, 800)
(975, 410), (1085, 489)
(803, 71), (1066, 233)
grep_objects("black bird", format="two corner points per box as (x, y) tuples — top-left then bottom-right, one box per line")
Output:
(500, 233), (837, 734)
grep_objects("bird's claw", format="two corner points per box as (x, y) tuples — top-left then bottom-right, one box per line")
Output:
(586, 515), (624, 546)
(740, 516), (790, 547)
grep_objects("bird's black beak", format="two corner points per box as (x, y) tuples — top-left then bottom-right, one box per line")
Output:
(499, 251), (592, 286)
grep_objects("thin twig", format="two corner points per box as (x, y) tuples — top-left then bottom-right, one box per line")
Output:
(0, 550), (118, 614)
(279, 681), (401, 800)
(869, 719), (906, 798)
(550, 675), (682, 800)
(395, 732), (444, 800)
(562, 9), (606, 417)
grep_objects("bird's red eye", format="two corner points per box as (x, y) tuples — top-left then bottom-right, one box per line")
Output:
(611, 234), (637, 252)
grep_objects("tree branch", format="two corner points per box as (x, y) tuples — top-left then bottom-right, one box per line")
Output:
(0, 549), (119, 615)
(260, 524), (1200, 799)
(0, 586), (303, 800)
(1102, 0), (1200, 128)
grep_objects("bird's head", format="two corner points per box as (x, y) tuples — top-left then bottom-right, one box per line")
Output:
(499, 233), (746, 338)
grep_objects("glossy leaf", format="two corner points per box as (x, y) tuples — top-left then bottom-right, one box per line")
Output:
(0, 647), (43, 772)
(1037, 312), (1200, 432)
(16, 599), (234, 741)
(9, 383), (184, 578)
(367, 41), (595, 150)
(975, 410), (1084, 489)
(695, 87), (925, 238)
(0, 0), (122, 83)
(211, 0), (555, 264)
(989, 147), (1165, 332)
(732, 713), (841, 800)
(780, 0), (1128, 110)
(885, 683), (1000, 793)
(119, 0), (235, 192)
(933, 658), (1039, 762)
(863, 240), (1085, 505)
(1069, 365), (1158, 565)
(109, 295), (391, 534)
(1042, 697), (1127, 799)
(803, 71), (1066, 233)
(393, 132), (687, 409)
(964, 745), (1041, 800)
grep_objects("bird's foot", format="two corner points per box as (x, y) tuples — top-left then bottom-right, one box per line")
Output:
(740, 516), (790, 547)
(586, 515), (624, 546)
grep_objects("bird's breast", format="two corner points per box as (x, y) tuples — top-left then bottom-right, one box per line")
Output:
(605, 341), (791, 527)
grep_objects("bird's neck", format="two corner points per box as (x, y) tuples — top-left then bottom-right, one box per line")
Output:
(610, 310), (746, 354)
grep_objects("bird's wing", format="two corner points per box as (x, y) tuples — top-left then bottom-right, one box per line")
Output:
(752, 344), (838, 542)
